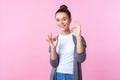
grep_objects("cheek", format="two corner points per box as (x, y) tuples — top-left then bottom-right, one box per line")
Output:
(66, 21), (70, 25)
(66, 19), (71, 24)
(56, 23), (60, 27)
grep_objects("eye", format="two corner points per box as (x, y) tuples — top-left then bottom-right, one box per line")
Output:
(56, 19), (60, 22)
(63, 18), (67, 21)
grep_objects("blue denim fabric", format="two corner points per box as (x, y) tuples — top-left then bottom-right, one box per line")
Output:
(56, 72), (73, 80)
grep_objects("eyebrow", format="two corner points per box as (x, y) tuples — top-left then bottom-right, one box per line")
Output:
(56, 17), (68, 19)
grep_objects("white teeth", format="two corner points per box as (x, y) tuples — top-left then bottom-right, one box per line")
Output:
(59, 25), (66, 28)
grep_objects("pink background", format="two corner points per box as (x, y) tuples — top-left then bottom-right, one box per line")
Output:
(0, 0), (120, 80)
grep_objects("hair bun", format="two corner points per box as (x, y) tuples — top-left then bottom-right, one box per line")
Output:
(60, 5), (68, 10)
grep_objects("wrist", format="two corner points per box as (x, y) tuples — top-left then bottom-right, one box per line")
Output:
(51, 47), (56, 50)
(76, 35), (82, 40)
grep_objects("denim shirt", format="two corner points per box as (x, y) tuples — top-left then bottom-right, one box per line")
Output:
(49, 35), (87, 80)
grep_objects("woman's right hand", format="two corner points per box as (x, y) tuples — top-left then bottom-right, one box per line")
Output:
(46, 33), (58, 49)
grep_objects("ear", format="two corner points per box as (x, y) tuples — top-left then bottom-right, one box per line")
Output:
(70, 18), (72, 23)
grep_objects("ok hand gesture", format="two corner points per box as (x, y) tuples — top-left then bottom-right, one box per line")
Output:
(46, 33), (58, 49)
(71, 21), (81, 38)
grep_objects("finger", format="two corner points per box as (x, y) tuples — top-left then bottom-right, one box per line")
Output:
(48, 33), (53, 41)
(74, 20), (81, 26)
(55, 37), (58, 41)
(71, 27), (75, 32)
(48, 34), (50, 40)
(46, 38), (50, 43)
(74, 20), (79, 24)
(50, 33), (52, 39)
(47, 39), (53, 46)
(76, 20), (80, 24)
(46, 38), (52, 45)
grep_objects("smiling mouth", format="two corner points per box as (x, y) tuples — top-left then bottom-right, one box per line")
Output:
(60, 25), (66, 28)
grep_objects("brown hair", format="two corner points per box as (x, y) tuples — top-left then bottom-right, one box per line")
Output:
(55, 5), (71, 18)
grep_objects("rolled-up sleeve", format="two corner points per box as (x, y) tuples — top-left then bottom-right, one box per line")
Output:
(76, 52), (86, 63)
(49, 46), (59, 68)
(50, 57), (59, 68)
(75, 36), (87, 63)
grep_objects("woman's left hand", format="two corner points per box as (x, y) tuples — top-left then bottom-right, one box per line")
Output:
(71, 21), (81, 37)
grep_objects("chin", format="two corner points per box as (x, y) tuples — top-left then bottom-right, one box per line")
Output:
(58, 27), (64, 30)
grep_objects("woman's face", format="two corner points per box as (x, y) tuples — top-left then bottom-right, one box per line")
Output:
(55, 12), (71, 32)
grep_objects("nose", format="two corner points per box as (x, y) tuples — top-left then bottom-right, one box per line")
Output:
(60, 20), (64, 24)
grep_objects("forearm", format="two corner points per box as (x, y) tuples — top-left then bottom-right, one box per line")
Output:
(50, 47), (57, 60)
(76, 36), (85, 53)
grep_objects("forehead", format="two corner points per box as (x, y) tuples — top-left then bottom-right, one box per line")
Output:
(55, 12), (69, 19)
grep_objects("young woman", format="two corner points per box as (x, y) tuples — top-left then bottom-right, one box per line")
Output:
(47, 4), (87, 80)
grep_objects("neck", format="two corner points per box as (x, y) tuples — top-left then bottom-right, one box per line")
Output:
(61, 29), (71, 35)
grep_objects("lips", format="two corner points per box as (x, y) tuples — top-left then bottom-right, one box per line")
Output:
(60, 25), (66, 28)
